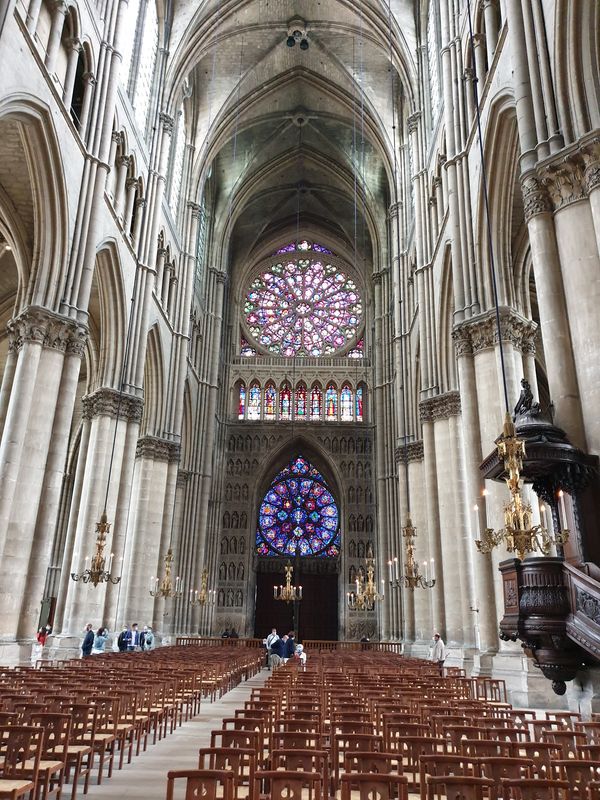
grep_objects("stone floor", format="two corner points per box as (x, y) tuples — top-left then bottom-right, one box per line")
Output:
(83, 668), (269, 800)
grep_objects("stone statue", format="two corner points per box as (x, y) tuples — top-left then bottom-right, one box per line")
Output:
(513, 378), (541, 420)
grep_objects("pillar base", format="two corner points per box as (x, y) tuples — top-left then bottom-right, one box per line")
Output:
(0, 639), (38, 666)
(491, 650), (569, 709)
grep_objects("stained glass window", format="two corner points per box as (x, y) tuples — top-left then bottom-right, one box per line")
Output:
(264, 384), (276, 420)
(310, 385), (322, 420)
(238, 383), (246, 420)
(325, 384), (338, 419)
(340, 385), (353, 421)
(295, 384), (307, 419)
(248, 382), (261, 420)
(280, 383), (291, 420)
(244, 257), (362, 357)
(274, 240), (333, 255)
(240, 336), (257, 357)
(356, 387), (364, 422)
(256, 455), (340, 558)
(348, 338), (364, 358)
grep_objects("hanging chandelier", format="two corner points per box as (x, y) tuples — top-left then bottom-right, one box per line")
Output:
(189, 568), (216, 606)
(274, 560), (302, 603)
(71, 513), (120, 587)
(149, 548), (183, 598)
(348, 550), (384, 611)
(389, 517), (435, 590)
(475, 415), (569, 560)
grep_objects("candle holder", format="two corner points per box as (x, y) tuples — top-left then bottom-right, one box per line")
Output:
(274, 560), (302, 603)
(475, 415), (569, 561)
(71, 513), (120, 587)
(348, 551), (383, 610)
(189, 568), (216, 606)
(149, 548), (183, 599)
(388, 517), (435, 590)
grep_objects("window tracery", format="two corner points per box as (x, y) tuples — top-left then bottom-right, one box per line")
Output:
(256, 455), (340, 558)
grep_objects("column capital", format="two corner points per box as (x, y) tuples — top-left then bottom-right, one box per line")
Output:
(387, 202), (402, 220)
(452, 307), (538, 356)
(541, 157), (586, 211)
(7, 306), (88, 356)
(135, 435), (181, 462)
(66, 37), (82, 53)
(82, 387), (144, 423)
(419, 391), (462, 423)
(581, 137), (600, 194)
(209, 267), (228, 284)
(394, 439), (424, 463)
(160, 112), (174, 136)
(117, 154), (130, 168)
(187, 201), (202, 219)
(432, 176), (442, 190)
(177, 469), (191, 487)
(471, 32), (486, 48)
(520, 172), (553, 222)
(125, 176), (138, 190)
(407, 111), (421, 134)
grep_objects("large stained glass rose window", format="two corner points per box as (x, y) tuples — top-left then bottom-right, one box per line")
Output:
(256, 455), (340, 558)
(244, 252), (363, 357)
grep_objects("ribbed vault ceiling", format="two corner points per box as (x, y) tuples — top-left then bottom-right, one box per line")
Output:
(167, 0), (419, 276)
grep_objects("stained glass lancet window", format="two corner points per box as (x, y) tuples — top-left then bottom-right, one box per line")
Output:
(310, 385), (322, 420)
(280, 383), (292, 420)
(244, 255), (362, 357)
(356, 386), (364, 422)
(248, 382), (261, 420)
(264, 384), (276, 420)
(240, 336), (256, 357)
(325, 384), (338, 419)
(295, 384), (307, 419)
(238, 383), (246, 420)
(256, 455), (340, 557)
(340, 384), (353, 421)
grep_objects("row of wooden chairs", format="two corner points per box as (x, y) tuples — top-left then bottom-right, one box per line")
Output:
(0, 645), (262, 800)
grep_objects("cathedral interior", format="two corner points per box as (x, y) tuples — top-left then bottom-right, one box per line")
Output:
(0, 0), (600, 712)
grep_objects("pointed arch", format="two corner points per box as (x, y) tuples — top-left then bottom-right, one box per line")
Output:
(141, 324), (166, 436)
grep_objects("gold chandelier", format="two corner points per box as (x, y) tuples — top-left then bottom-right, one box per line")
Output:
(149, 548), (183, 598)
(389, 517), (435, 590)
(189, 568), (216, 606)
(71, 513), (120, 587)
(274, 561), (302, 603)
(348, 550), (384, 611)
(475, 415), (569, 560)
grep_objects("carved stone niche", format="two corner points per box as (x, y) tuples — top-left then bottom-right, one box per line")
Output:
(499, 558), (586, 695)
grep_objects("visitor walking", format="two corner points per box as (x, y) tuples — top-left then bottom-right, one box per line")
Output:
(431, 633), (446, 675)
(92, 627), (108, 654)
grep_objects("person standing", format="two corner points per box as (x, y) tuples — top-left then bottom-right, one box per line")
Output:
(143, 627), (155, 651)
(92, 627), (108, 654)
(269, 635), (284, 670)
(117, 626), (129, 652)
(431, 633), (446, 675)
(81, 623), (94, 657)
(125, 623), (140, 651)
(284, 631), (296, 661)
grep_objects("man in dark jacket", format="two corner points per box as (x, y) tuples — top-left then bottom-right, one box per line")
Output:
(117, 626), (129, 652)
(284, 631), (296, 661)
(81, 623), (94, 657)
(269, 635), (284, 669)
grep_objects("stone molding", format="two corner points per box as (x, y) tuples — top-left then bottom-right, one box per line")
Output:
(177, 469), (191, 487)
(82, 387), (144, 423)
(407, 112), (421, 135)
(419, 391), (462, 423)
(136, 435), (181, 462)
(160, 112), (174, 135)
(452, 307), (537, 356)
(209, 267), (227, 284)
(394, 439), (424, 463)
(7, 306), (88, 357)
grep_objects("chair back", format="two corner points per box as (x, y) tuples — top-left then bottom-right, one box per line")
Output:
(340, 772), (408, 800)
(166, 769), (235, 800)
(0, 724), (43, 778)
(31, 712), (72, 760)
(426, 775), (495, 800)
(254, 769), (322, 800)
(500, 777), (571, 799)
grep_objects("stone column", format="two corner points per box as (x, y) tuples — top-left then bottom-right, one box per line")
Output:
(24, 0), (42, 34)
(505, 0), (537, 171)
(62, 38), (82, 107)
(481, 0), (499, 59)
(519, 173), (586, 449)
(546, 157), (600, 454)
(0, 308), (87, 654)
(44, 0), (67, 73)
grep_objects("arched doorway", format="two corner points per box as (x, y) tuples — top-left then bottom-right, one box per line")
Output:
(253, 454), (340, 641)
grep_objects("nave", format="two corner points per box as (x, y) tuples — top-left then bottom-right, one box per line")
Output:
(2, 644), (600, 800)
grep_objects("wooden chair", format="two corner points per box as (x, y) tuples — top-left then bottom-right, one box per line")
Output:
(199, 747), (257, 800)
(333, 733), (383, 791)
(254, 770), (322, 800)
(541, 729), (587, 759)
(344, 751), (403, 777)
(340, 772), (408, 800)
(0, 725), (42, 800)
(425, 775), (495, 800)
(501, 778), (570, 799)
(418, 754), (479, 800)
(477, 756), (534, 783)
(588, 782), (600, 799)
(269, 750), (328, 798)
(29, 713), (71, 800)
(460, 739), (512, 758)
(62, 704), (96, 800)
(551, 760), (600, 798)
(166, 769), (235, 800)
